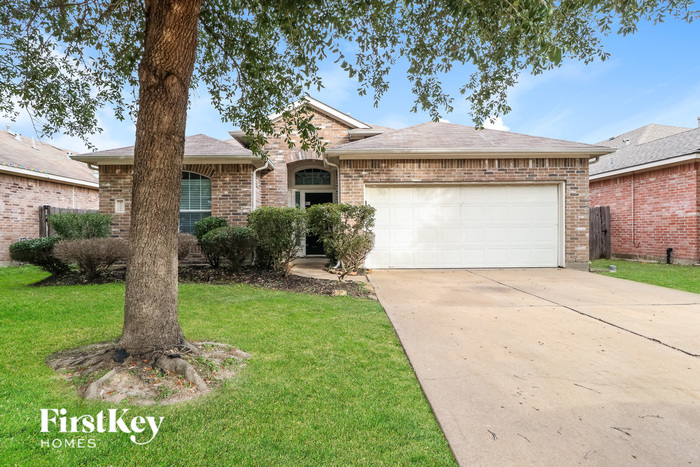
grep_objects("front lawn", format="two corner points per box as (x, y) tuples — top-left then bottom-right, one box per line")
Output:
(0, 266), (455, 465)
(590, 259), (700, 294)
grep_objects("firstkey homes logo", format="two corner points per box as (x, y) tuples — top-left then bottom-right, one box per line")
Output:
(40, 408), (165, 448)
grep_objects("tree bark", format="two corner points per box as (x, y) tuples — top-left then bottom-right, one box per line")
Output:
(120, 0), (203, 353)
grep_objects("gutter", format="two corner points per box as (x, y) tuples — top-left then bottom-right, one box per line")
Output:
(0, 164), (98, 189)
(326, 147), (614, 158)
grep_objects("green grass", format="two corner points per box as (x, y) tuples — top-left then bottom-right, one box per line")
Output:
(590, 259), (700, 294)
(0, 266), (455, 466)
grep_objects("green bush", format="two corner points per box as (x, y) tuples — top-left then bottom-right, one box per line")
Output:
(193, 216), (228, 267)
(9, 237), (69, 274)
(247, 207), (306, 274)
(307, 203), (376, 280)
(54, 238), (128, 279)
(48, 212), (112, 239)
(201, 226), (256, 271)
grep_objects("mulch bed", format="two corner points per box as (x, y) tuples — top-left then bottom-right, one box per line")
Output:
(31, 266), (375, 299)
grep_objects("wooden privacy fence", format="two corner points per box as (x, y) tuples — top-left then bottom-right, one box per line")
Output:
(589, 206), (611, 261)
(39, 205), (99, 237)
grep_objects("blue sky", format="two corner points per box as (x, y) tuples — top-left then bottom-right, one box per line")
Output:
(6, 15), (700, 153)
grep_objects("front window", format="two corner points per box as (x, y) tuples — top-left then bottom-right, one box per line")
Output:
(294, 168), (331, 186)
(180, 171), (212, 234)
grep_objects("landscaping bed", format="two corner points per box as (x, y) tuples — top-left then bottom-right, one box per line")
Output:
(29, 265), (375, 298)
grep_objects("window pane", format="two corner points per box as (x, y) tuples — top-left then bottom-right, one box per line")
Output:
(294, 168), (331, 186)
(179, 211), (211, 234)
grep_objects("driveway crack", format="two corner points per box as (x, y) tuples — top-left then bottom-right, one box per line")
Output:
(467, 270), (700, 358)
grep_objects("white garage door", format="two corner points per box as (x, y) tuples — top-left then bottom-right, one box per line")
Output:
(365, 184), (561, 268)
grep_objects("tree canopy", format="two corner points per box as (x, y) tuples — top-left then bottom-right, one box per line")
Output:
(2, 0), (697, 150)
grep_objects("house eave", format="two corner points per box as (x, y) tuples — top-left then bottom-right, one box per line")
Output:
(590, 153), (700, 181)
(325, 147), (613, 159)
(268, 96), (371, 129)
(70, 154), (266, 168)
(0, 164), (98, 188)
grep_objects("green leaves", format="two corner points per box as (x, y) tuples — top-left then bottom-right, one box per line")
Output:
(0, 0), (698, 145)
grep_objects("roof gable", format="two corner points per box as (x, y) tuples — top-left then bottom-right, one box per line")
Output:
(267, 96), (371, 130)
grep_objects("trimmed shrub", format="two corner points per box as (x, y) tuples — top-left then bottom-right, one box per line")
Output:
(54, 238), (128, 279)
(9, 237), (69, 274)
(193, 216), (228, 267)
(48, 212), (112, 239)
(201, 226), (256, 271)
(307, 203), (376, 280)
(178, 233), (197, 261)
(247, 207), (306, 274)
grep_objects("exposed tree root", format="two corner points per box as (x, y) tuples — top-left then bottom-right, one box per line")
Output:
(47, 341), (249, 405)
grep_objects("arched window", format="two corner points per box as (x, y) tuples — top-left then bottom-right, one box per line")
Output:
(294, 168), (331, 186)
(180, 171), (212, 234)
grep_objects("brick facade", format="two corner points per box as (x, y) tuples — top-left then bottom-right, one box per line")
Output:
(259, 110), (352, 207)
(339, 157), (591, 266)
(590, 162), (699, 263)
(0, 172), (98, 262)
(99, 163), (255, 238)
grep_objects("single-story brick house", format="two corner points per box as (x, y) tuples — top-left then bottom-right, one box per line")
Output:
(590, 122), (700, 264)
(73, 97), (611, 270)
(1, 126), (99, 264)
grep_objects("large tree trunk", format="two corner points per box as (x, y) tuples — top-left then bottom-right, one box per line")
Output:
(120, 0), (203, 354)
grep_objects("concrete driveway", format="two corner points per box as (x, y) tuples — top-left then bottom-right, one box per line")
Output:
(369, 269), (700, 466)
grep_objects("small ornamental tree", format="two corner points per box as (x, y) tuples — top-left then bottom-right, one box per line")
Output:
(248, 207), (306, 274)
(307, 204), (376, 280)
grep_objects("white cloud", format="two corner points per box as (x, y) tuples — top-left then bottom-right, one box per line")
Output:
(483, 116), (509, 131)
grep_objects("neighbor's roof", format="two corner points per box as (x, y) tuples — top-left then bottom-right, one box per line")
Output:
(71, 134), (265, 167)
(327, 121), (612, 158)
(596, 124), (691, 148)
(0, 128), (98, 187)
(590, 127), (700, 179)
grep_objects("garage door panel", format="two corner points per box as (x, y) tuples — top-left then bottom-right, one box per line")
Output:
(365, 185), (560, 268)
(415, 228), (437, 244)
(391, 228), (413, 245)
(414, 206), (437, 224)
(461, 206), (484, 223)
(438, 228), (461, 244)
(390, 206), (414, 225)
(437, 206), (460, 223)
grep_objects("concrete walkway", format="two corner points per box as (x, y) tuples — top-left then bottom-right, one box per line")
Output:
(370, 269), (700, 466)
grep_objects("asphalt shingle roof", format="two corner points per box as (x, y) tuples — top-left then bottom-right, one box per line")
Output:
(330, 121), (608, 153)
(82, 134), (252, 158)
(590, 127), (700, 176)
(0, 129), (96, 184)
(596, 124), (690, 148)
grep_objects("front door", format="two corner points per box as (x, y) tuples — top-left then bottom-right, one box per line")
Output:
(303, 192), (334, 255)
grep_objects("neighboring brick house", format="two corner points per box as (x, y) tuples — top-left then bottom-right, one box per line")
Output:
(0, 127), (99, 264)
(73, 97), (611, 270)
(590, 123), (700, 264)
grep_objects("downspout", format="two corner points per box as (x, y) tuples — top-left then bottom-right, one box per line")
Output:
(323, 157), (341, 203)
(251, 160), (273, 210)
